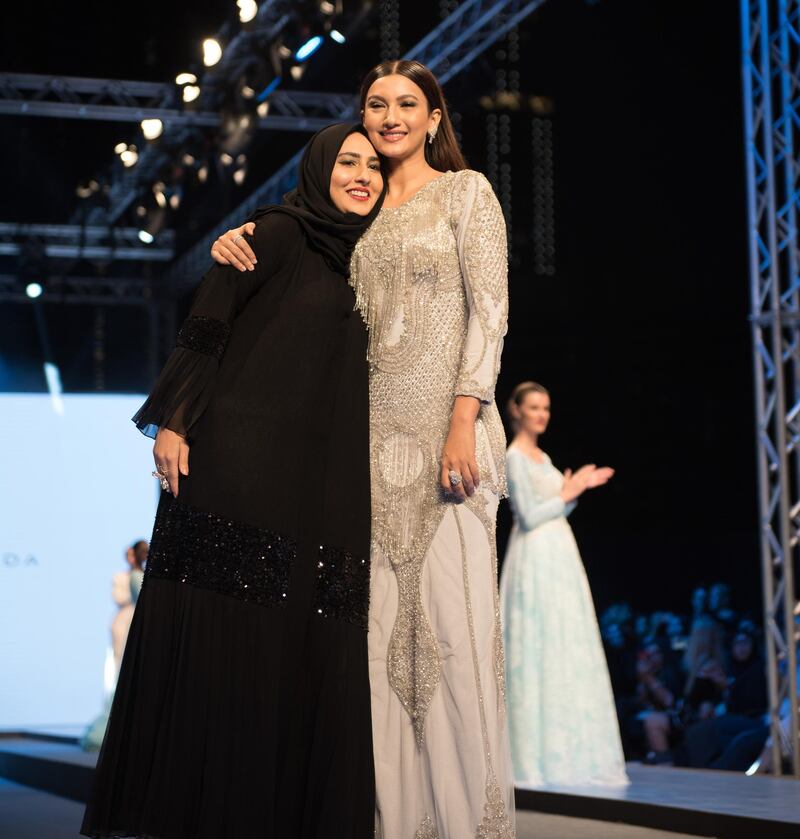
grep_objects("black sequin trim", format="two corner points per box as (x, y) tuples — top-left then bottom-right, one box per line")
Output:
(313, 544), (370, 630)
(177, 316), (231, 360)
(146, 495), (294, 608)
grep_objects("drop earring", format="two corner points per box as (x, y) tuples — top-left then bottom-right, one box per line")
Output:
(427, 126), (438, 144)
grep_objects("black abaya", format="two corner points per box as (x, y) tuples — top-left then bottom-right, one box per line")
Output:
(82, 126), (380, 839)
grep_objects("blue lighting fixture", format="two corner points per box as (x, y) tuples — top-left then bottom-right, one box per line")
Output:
(330, 30), (346, 44)
(295, 35), (324, 62)
(257, 76), (282, 101)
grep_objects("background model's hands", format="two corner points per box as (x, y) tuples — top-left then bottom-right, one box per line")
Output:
(560, 464), (596, 503)
(153, 428), (190, 496)
(587, 466), (615, 488)
(211, 223), (257, 271)
(440, 396), (481, 502)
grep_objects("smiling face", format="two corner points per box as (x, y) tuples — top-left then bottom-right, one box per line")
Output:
(517, 390), (551, 437)
(328, 131), (383, 215)
(362, 73), (441, 162)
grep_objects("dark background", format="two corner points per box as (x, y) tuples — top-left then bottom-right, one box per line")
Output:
(1, 1), (756, 618)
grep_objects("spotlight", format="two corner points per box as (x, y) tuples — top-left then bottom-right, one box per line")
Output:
(320, 1), (336, 13)
(120, 148), (139, 168)
(197, 165), (209, 183)
(25, 282), (43, 299)
(295, 35), (323, 62)
(237, 0), (258, 23)
(141, 118), (164, 140)
(138, 230), (155, 244)
(233, 166), (247, 185)
(175, 72), (197, 85)
(183, 85), (201, 104)
(203, 38), (223, 67)
(257, 102), (269, 118)
(330, 29), (346, 44)
(182, 153), (196, 166)
(114, 141), (127, 155)
(290, 65), (305, 81)
(220, 152), (234, 166)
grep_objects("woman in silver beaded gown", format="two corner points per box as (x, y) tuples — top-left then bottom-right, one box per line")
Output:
(214, 61), (514, 839)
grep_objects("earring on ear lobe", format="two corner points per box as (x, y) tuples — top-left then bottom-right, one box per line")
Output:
(427, 126), (438, 144)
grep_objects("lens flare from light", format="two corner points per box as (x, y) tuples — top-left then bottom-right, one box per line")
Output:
(295, 35), (323, 62)
(203, 38), (223, 67)
(141, 119), (164, 140)
(237, 0), (258, 23)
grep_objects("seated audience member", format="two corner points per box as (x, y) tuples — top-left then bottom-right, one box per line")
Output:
(674, 625), (767, 768)
(641, 616), (728, 764)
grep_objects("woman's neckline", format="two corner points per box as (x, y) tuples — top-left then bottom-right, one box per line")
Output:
(380, 171), (453, 211)
(508, 444), (549, 466)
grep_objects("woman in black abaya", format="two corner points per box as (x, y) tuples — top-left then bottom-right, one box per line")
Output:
(81, 123), (385, 839)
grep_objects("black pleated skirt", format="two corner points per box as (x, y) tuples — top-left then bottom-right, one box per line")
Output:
(81, 498), (374, 839)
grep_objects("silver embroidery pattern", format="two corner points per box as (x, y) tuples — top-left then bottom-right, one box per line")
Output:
(350, 171), (509, 746)
(453, 507), (514, 839)
(415, 816), (439, 839)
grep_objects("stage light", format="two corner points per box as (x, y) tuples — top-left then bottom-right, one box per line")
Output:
(295, 35), (323, 62)
(183, 85), (201, 103)
(220, 152), (234, 166)
(114, 142), (127, 155)
(290, 65), (305, 81)
(138, 230), (155, 244)
(136, 205), (147, 217)
(330, 29), (346, 44)
(320, 1), (336, 13)
(233, 166), (247, 185)
(182, 153), (196, 166)
(203, 38), (223, 67)
(120, 148), (139, 168)
(238, 0), (258, 23)
(169, 193), (181, 210)
(154, 190), (168, 209)
(25, 282), (43, 299)
(141, 118), (164, 140)
(257, 101), (270, 118)
(176, 72), (197, 85)
(241, 85), (256, 99)
(257, 76), (281, 101)
(76, 183), (93, 198)
(197, 165), (209, 183)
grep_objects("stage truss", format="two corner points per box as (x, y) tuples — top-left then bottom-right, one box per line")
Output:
(741, 0), (800, 777)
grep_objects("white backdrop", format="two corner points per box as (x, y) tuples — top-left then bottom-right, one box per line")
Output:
(0, 394), (157, 729)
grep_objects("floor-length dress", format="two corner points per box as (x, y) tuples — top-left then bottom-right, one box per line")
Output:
(349, 170), (515, 838)
(499, 447), (628, 787)
(81, 211), (375, 838)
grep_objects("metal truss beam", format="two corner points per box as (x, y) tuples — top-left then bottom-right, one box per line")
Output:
(0, 74), (353, 132)
(0, 224), (174, 262)
(168, 0), (548, 289)
(0, 274), (155, 306)
(741, 0), (800, 778)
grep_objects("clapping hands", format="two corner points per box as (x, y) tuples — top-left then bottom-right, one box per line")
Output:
(560, 464), (615, 503)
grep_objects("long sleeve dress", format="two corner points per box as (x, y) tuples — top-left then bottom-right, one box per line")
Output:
(81, 213), (375, 839)
(348, 170), (515, 838)
(499, 447), (628, 787)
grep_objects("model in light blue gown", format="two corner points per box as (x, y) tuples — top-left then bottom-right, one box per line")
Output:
(500, 445), (628, 786)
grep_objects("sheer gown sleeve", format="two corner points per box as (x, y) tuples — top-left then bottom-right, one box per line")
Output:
(454, 172), (509, 405)
(506, 450), (576, 532)
(133, 214), (299, 439)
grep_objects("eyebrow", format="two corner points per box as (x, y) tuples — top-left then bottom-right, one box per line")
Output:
(337, 151), (381, 163)
(366, 94), (419, 102)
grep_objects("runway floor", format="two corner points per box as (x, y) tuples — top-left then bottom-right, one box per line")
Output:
(0, 777), (708, 839)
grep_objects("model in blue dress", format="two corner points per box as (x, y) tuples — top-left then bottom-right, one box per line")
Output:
(499, 381), (628, 786)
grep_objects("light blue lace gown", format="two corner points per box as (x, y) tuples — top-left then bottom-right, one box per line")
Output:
(499, 447), (628, 786)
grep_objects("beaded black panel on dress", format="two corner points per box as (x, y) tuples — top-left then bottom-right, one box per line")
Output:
(146, 496), (294, 608)
(177, 316), (231, 360)
(313, 544), (370, 630)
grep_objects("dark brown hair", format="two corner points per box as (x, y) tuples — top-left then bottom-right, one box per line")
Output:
(506, 381), (549, 432)
(359, 60), (468, 173)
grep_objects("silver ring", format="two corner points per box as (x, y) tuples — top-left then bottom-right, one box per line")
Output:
(232, 234), (244, 243)
(151, 470), (169, 491)
(448, 469), (463, 487)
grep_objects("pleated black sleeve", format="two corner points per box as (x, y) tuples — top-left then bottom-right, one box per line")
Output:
(133, 214), (301, 439)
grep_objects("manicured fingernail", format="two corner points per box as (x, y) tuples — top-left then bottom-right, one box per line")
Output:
(253, 258), (257, 263)
(240, 266), (246, 272)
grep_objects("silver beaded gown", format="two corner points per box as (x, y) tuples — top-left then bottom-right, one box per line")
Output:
(349, 169), (515, 838)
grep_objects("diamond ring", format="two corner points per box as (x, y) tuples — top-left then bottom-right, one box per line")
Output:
(448, 470), (463, 487)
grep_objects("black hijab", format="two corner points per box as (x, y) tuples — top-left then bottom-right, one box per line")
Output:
(247, 123), (385, 276)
